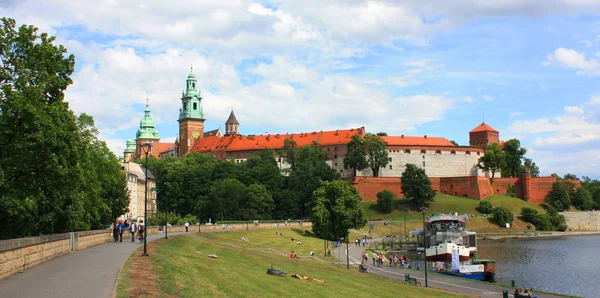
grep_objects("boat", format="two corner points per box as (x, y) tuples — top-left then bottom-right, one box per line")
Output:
(410, 214), (477, 262)
(435, 258), (496, 281)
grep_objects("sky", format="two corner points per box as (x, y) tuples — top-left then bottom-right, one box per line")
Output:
(2, 0), (600, 178)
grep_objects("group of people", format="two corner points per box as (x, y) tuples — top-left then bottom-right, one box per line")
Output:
(388, 254), (410, 269)
(111, 219), (145, 243)
(514, 288), (536, 298)
(355, 236), (368, 247)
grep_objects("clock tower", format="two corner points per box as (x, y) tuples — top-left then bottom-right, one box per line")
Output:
(178, 68), (205, 156)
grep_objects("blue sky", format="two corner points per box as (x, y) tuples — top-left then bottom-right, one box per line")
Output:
(2, 0), (600, 178)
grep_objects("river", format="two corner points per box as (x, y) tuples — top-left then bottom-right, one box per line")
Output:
(477, 235), (600, 298)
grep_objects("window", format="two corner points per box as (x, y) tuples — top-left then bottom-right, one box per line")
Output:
(183, 103), (187, 111)
(435, 150), (441, 154)
(451, 150), (456, 155)
(423, 161), (426, 167)
(389, 157), (392, 162)
(421, 150), (426, 154)
(466, 151), (471, 155)
(334, 154), (337, 159)
(389, 165), (392, 170)
(335, 163), (338, 166)
(193, 102), (197, 110)
(192, 83), (195, 88)
(404, 149), (411, 154)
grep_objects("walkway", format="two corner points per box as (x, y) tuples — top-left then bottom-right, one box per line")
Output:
(333, 243), (565, 298)
(0, 232), (181, 298)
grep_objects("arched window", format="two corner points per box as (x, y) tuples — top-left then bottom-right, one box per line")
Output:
(451, 150), (456, 155)
(405, 149), (411, 154)
(466, 151), (471, 155)
(421, 150), (426, 154)
(435, 150), (441, 154)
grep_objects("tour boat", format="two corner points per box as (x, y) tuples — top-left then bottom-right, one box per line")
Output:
(435, 258), (496, 281)
(410, 214), (477, 261)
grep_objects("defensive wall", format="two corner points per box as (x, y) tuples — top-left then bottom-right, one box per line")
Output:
(560, 211), (600, 231)
(353, 174), (561, 203)
(0, 221), (310, 280)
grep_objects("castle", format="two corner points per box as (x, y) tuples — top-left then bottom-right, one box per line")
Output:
(122, 70), (558, 203)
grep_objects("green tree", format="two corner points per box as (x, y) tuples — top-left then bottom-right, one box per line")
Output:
(272, 189), (300, 220)
(563, 173), (578, 181)
(208, 178), (247, 221)
(520, 207), (539, 223)
(376, 132), (388, 136)
(477, 201), (493, 214)
(343, 134), (368, 177)
(521, 158), (540, 177)
(281, 138), (298, 169)
(310, 180), (367, 241)
(492, 206), (514, 227)
(501, 139), (527, 178)
(581, 177), (600, 209)
(363, 133), (389, 177)
(572, 188), (594, 211)
(449, 140), (459, 146)
(246, 183), (275, 220)
(545, 181), (571, 211)
(401, 164), (435, 208)
(242, 149), (283, 191)
(376, 190), (395, 213)
(477, 143), (504, 178)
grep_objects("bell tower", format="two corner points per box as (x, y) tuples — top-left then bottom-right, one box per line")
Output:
(178, 67), (205, 156)
(225, 109), (239, 136)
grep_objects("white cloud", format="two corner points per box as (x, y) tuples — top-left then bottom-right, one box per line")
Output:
(543, 47), (600, 75)
(482, 95), (494, 101)
(509, 111), (524, 118)
(564, 105), (584, 114)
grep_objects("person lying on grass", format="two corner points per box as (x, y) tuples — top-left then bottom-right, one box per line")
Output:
(291, 274), (326, 283)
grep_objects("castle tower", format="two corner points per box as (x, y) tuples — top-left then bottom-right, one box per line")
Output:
(225, 110), (239, 136)
(469, 122), (499, 148)
(178, 68), (205, 156)
(123, 139), (136, 162)
(135, 99), (161, 158)
(522, 169), (532, 202)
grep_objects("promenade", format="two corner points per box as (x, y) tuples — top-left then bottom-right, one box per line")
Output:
(0, 232), (179, 298)
(333, 242), (566, 298)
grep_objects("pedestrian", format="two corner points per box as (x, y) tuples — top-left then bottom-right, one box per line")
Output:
(362, 238), (366, 247)
(119, 220), (126, 242)
(112, 221), (120, 243)
(130, 220), (137, 242)
(372, 252), (377, 266)
(185, 221), (189, 233)
(138, 220), (145, 242)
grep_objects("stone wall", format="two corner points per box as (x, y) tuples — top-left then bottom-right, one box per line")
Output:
(560, 211), (600, 231)
(357, 148), (485, 178)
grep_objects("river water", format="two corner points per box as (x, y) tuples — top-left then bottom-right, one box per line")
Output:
(477, 235), (600, 298)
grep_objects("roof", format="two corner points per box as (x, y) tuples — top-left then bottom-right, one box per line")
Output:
(381, 135), (455, 147)
(225, 110), (239, 124)
(191, 127), (366, 153)
(204, 128), (221, 137)
(470, 122), (498, 133)
(156, 142), (175, 154)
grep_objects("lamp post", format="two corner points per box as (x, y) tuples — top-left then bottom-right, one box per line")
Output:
(420, 206), (428, 287)
(142, 142), (152, 256)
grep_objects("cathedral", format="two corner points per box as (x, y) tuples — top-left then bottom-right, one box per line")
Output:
(123, 70), (500, 180)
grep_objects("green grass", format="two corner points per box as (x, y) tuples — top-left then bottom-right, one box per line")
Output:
(115, 256), (133, 298)
(119, 230), (467, 298)
(362, 194), (544, 221)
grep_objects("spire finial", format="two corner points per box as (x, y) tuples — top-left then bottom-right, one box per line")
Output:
(146, 93), (149, 105)
(190, 64), (193, 73)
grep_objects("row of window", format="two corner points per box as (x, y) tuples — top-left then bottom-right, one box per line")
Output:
(387, 149), (480, 155)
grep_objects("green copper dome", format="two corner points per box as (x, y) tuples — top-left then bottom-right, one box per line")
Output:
(179, 69), (204, 120)
(136, 101), (160, 140)
(124, 139), (136, 153)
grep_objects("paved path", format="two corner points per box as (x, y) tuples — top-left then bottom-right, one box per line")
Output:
(0, 232), (183, 298)
(333, 243), (565, 298)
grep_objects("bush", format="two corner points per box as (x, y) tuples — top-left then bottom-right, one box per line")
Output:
(477, 201), (494, 214)
(506, 183), (516, 198)
(532, 214), (554, 231)
(376, 190), (395, 213)
(492, 206), (514, 227)
(521, 207), (539, 223)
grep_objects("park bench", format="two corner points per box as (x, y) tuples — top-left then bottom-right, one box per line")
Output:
(404, 274), (421, 286)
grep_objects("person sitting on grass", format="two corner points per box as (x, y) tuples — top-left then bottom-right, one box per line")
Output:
(292, 274), (326, 283)
(290, 251), (299, 258)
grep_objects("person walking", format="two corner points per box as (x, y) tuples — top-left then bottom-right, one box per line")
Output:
(138, 220), (145, 242)
(119, 220), (126, 242)
(112, 221), (120, 243)
(185, 221), (189, 233)
(372, 252), (377, 266)
(130, 220), (137, 242)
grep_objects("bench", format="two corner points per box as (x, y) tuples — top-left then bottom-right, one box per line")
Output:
(404, 275), (421, 286)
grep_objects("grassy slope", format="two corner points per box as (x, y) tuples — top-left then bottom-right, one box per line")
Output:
(121, 230), (467, 298)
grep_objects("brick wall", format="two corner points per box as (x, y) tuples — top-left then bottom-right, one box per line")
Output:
(527, 177), (556, 203)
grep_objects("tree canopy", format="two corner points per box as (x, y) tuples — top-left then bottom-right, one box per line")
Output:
(0, 18), (128, 239)
(401, 164), (435, 208)
(363, 133), (389, 177)
(501, 139), (527, 178)
(310, 180), (367, 241)
(343, 134), (368, 176)
(477, 143), (504, 178)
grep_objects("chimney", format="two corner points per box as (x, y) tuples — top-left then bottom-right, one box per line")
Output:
(335, 130), (339, 135)
(401, 134), (404, 139)
(424, 135), (427, 139)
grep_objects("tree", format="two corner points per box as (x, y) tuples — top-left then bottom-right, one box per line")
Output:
(477, 143), (504, 178)
(520, 207), (539, 223)
(501, 139), (527, 178)
(242, 149), (283, 191)
(572, 188), (594, 211)
(281, 138), (298, 169)
(450, 140), (459, 146)
(376, 132), (388, 136)
(246, 183), (275, 220)
(492, 207), (514, 227)
(208, 178), (247, 221)
(477, 201), (493, 214)
(343, 134), (368, 177)
(581, 177), (600, 209)
(521, 158), (540, 177)
(310, 180), (367, 241)
(376, 190), (395, 213)
(401, 164), (435, 208)
(363, 133), (389, 177)
(563, 173), (579, 181)
(545, 181), (571, 212)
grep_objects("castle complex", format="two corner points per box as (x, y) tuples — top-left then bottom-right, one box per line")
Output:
(122, 70), (559, 204)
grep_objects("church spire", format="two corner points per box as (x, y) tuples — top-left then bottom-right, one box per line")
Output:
(225, 109), (239, 136)
(136, 97), (160, 140)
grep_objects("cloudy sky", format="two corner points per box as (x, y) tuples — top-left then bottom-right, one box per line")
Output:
(3, 0), (600, 178)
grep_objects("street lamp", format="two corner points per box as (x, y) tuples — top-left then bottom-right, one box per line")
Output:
(420, 206), (428, 287)
(142, 142), (152, 257)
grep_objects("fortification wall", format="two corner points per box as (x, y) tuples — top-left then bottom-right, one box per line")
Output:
(490, 178), (523, 198)
(560, 211), (600, 231)
(353, 177), (402, 202)
(357, 149), (484, 178)
(528, 177), (556, 203)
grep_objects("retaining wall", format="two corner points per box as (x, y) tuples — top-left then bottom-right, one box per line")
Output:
(561, 211), (600, 231)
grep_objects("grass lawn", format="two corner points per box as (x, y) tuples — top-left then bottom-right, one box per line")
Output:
(362, 194), (544, 222)
(117, 230), (467, 298)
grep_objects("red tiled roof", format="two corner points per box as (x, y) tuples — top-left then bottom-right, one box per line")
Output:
(470, 122), (498, 133)
(157, 142), (175, 154)
(191, 127), (366, 153)
(381, 136), (455, 147)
